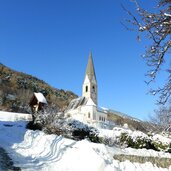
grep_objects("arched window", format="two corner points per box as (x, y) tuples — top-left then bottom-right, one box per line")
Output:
(86, 86), (88, 92)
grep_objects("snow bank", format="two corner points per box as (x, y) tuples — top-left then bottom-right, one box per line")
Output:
(0, 111), (32, 121)
(11, 129), (114, 171)
(0, 121), (171, 171)
(11, 129), (171, 171)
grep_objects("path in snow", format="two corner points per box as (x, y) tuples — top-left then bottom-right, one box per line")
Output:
(0, 147), (20, 171)
(0, 118), (171, 171)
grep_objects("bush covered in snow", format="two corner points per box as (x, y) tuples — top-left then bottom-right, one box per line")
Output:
(43, 118), (100, 142)
(27, 106), (100, 142)
(119, 132), (157, 150)
(120, 132), (171, 152)
(98, 127), (171, 153)
(27, 106), (171, 153)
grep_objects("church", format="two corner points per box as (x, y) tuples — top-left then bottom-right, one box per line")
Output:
(65, 52), (107, 122)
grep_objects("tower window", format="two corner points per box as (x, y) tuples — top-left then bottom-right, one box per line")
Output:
(88, 112), (90, 118)
(92, 86), (95, 92)
(86, 86), (88, 92)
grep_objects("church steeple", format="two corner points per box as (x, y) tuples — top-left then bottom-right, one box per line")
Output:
(85, 52), (96, 81)
(82, 52), (98, 105)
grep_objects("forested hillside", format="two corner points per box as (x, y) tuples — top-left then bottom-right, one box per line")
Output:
(0, 63), (77, 113)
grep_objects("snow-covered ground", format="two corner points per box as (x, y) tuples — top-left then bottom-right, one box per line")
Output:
(0, 111), (32, 121)
(0, 112), (171, 171)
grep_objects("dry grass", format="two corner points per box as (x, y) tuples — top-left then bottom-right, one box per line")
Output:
(108, 112), (156, 133)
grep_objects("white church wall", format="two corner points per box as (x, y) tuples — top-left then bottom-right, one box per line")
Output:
(80, 105), (94, 120)
(96, 110), (107, 122)
(66, 104), (99, 121)
(65, 104), (108, 124)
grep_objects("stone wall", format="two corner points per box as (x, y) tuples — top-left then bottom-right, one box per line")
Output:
(114, 154), (171, 168)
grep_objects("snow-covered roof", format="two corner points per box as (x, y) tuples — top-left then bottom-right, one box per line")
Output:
(66, 97), (96, 111)
(67, 97), (87, 111)
(34, 92), (47, 104)
(98, 107), (108, 113)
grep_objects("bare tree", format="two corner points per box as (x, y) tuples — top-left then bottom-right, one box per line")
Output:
(124, 0), (171, 104)
(150, 105), (171, 131)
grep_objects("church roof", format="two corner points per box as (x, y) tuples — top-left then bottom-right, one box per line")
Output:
(85, 52), (96, 81)
(66, 97), (96, 111)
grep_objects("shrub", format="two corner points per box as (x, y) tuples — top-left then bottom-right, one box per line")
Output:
(27, 106), (100, 142)
(120, 133), (155, 150)
(26, 121), (42, 131)
(152, 141), (170, 151)
(119, 132), (171, 152)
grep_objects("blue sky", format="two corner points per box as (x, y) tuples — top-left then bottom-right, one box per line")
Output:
(0, 0), (162, 120)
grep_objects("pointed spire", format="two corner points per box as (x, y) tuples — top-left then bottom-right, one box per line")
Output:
(85, 52), (96, 81)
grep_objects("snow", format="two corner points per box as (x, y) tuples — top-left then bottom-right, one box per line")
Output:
(0, 111), (32, 121)
(0, 122), (111, 171)
(7, 126), (171, 171)
(164, 13), (171, 17)
(139, 26), (147, 31)
(67, 97), (96, 112)
(153, 134), (171, 144)
(66, 97), (87, 110)
(34, 92), (47, 104)
(0, 112), (171, 171)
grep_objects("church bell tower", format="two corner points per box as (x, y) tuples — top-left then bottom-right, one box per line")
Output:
(82, 52), (98, 105)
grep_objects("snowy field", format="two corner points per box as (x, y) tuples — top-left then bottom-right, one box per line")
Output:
(0, 112), (171, 171)
(0, 111), (32, 121)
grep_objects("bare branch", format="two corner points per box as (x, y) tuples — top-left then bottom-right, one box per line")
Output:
(124, 0), (171, 104)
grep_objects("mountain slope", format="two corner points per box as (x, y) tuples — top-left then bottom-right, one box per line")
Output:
(0, 63), (77, 113)
(0, 63), (156, 133)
